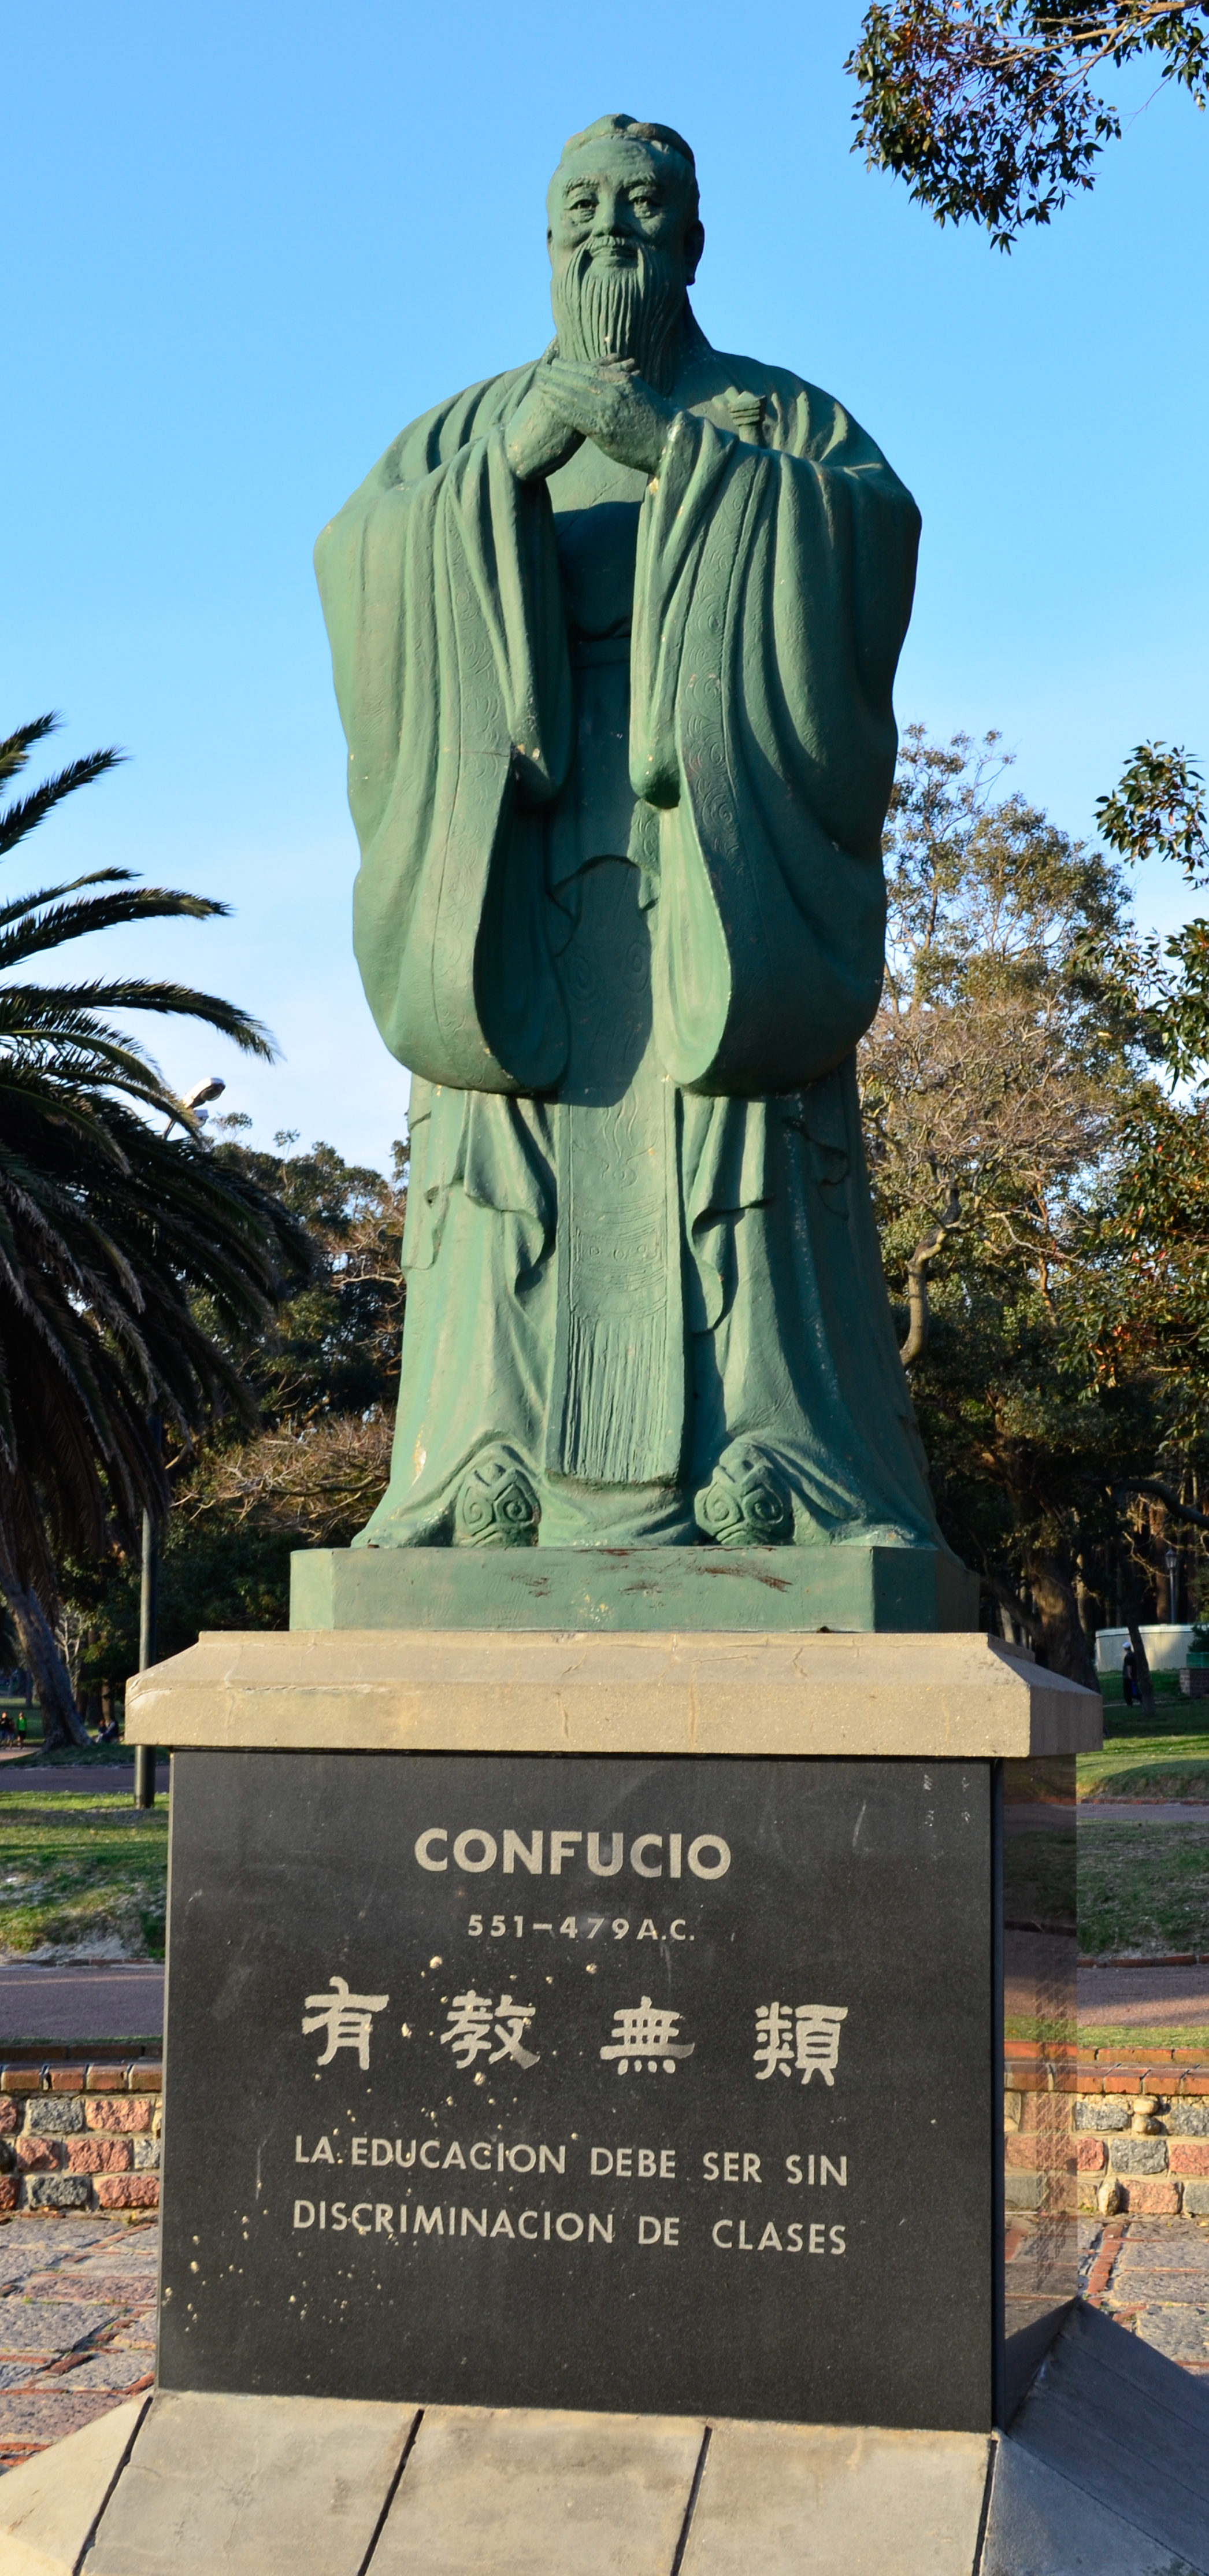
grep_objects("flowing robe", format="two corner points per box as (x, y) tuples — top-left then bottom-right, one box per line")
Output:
(316, 326), (947, 1549)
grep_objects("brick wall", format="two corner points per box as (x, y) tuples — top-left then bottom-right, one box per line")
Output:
(1006, 2042), (1209, 2220)
(0, 2062), (161, 2214)
(1, 2047), (1203, 2225)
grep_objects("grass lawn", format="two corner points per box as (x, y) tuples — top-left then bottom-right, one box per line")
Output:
(1004, 1829), (1077, 1935)
(1078, 1713), (1209, 1804)
(1078, 2024), (1209, 2048)
(1077, 1819), (1209, 1959)
(1099, 1671), (1188, 1708)
(3, 1741), (143, 1768)
(0, 1757), (1206, 1981)
(0, 1794), (167, 1961)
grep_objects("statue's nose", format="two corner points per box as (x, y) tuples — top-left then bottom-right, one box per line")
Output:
(591, 190), (635, 240)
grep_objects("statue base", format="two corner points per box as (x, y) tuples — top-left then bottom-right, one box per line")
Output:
(91, 1627), (1121, 2568)
(289, 1541), (981, 1635)
(8, 2305), (1208, 2574)
(123, 1629), (1095, 2420)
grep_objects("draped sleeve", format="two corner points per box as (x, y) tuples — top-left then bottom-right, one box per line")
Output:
(314, 369), (574, 1093)
(631, 384), (919, 1096)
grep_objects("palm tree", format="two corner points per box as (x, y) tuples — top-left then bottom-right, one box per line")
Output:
(0, 714), (311, 1750)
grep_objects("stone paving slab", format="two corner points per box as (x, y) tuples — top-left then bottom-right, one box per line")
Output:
(1111, 2270), (1209, 2299)
(0, 2303), (125, 2353)
(680, 2420), (991, 2576)
(1, 2308), (1207, 2573)
(1115, 2237), (1209, 2262)
(0, 2397), (146, 2576)
(0, 2391), (128, 2444)
(22, 2274), (157, 2304)
(86, 2389), (418, 2576)
(28, 2353), (155, 2391)
(1134, 2310), (1209, 2364)
(1084, 2215), (1209, 2376)
(0, 2209), (1207, 2525)
(372, 2404), (703, 2576)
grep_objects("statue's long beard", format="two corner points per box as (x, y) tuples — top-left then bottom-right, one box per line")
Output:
(552, 241), (686, 390)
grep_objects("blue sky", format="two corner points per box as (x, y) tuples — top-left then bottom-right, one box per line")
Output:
(3, 1), (1206, 1170)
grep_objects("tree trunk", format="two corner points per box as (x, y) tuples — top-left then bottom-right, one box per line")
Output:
(1026, 1552), (1098, 1689)
(1123, 1607), (1156, 1720)
(983, 1571), (1043, 1647)
(899, 1194), (962, 1370)
(0, 1535), (89, 1753)
(1113, 1520), (1158, 1718)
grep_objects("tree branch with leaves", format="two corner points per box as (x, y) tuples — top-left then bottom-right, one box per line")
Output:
(847, 0), (1208, 245)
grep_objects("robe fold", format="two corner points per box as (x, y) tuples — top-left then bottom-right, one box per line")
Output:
(316, 327), (949, 1550)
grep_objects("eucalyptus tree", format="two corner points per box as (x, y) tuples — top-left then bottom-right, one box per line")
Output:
(859, 726), (1193, 1680)
(847, 0), (1208, 247)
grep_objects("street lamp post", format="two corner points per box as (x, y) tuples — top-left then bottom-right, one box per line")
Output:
(131, 1085), (223, 1805)
(134, 1416), (162, 1810)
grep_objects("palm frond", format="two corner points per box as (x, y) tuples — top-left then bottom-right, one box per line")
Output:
(0, 713), (301, 1607)
(0, 867), (139, 934)
(0, 884), (229, 973)
(0, 747), (125, 857)
(0, 715), (58, 787)
(0, 978), (277, 1061)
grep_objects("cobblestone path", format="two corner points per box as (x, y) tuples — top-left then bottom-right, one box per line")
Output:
(0, 2213), (156, 2471)
(1081, 2212), (1209, 2370)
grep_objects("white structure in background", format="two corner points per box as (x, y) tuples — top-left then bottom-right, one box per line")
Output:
(1095, 1625), (1195, 1675)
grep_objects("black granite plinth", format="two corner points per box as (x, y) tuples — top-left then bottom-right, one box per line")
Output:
(156, 1749), (1037, 2431)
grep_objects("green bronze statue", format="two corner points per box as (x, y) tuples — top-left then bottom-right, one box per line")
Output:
(316, 113), (946, 1556)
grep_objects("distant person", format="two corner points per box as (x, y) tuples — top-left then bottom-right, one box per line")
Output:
(96, 1712), (119, 1744)
(1121, 1644), (1140, 1706)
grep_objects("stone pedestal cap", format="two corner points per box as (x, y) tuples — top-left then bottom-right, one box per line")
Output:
(125, 1628), (1100, 1760)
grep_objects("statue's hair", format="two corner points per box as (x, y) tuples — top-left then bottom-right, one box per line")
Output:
(555, 114), (699, 216)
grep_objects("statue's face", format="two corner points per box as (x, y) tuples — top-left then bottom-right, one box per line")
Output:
(546, 137), (702, 381)
(547, 138), (702, 293)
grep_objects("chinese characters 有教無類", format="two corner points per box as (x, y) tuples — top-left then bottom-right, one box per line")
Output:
(439, 1990), (540, 2070)
(302, 1975), (390, 2070)
(753, 2003), (848, 2086)
(600, 1997), (695, 2075)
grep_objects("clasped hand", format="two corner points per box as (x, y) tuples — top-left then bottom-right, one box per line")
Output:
(506, 357), (677, 483)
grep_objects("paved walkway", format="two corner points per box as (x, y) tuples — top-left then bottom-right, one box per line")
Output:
(1082, 2213), (1209, 2370)
(0, 2214), (156, 2473)
(1078, 1800), (1209, 1824)
(0, 1764), (170, 1794)
(1078, 1961), (1209, 2026)
(0, 1965), (164, 2042)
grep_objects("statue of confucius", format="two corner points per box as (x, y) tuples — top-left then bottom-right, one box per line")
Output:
(316, 113), (947, 1557)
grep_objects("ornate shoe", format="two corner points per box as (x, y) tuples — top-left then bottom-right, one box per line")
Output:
(453, 1450), (540, 1548)
(695, 1444), (793, 1547)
